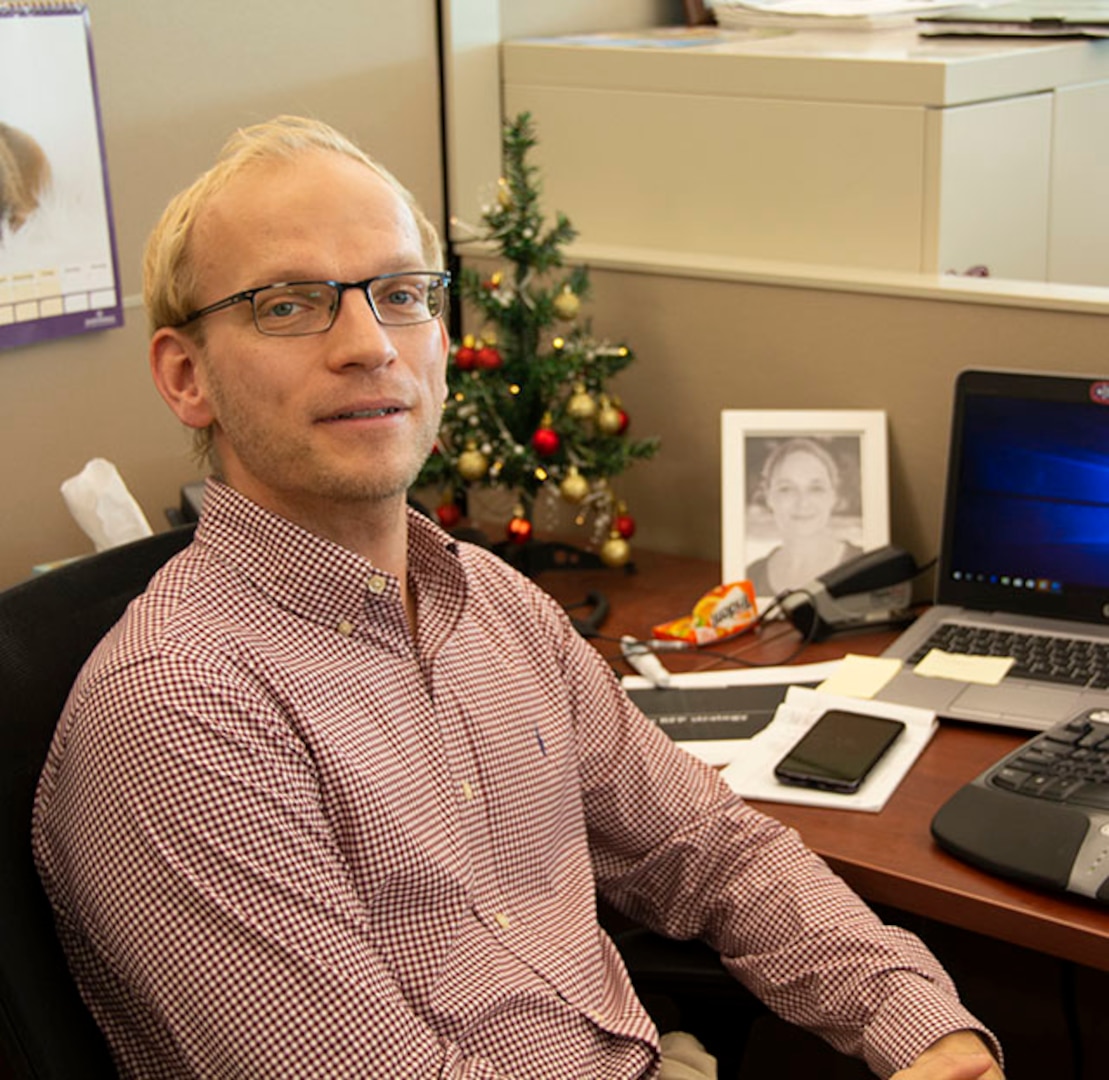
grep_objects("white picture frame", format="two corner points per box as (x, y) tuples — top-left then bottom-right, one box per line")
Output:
(721, 410), (890, 608)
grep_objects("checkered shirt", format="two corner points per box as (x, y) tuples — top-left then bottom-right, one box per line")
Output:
(33, 481), (996, 1078)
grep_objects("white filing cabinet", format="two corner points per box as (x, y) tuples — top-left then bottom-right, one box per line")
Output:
(501, 29), (1109, 284)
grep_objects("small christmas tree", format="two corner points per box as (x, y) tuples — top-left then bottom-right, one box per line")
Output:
(417, 113), (659, 568)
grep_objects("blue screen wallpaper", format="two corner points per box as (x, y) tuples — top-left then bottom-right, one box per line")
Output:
(951, 395), (1109, 591)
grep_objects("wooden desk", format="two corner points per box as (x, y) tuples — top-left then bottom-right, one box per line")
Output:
(536, 549), (1109, 972)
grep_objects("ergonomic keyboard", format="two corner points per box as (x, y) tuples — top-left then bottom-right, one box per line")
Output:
(907, 623), (1109, 690)
(932, 708), (1109, 905)
(988, 710), (1109, 809)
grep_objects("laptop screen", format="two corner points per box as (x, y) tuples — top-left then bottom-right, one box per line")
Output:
(938, 369), (1109, 625)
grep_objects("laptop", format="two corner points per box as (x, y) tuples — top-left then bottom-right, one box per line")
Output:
(876, 368), (1109, 732)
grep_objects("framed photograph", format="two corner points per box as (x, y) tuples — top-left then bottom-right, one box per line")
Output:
(721, 410), (889, 606)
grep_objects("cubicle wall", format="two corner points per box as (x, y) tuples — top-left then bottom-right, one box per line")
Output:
(459, 252), (1109, 586)
(0, 0), (444, 587)
(584, 272), (1109, 579)
(3, 0), (1107, 593)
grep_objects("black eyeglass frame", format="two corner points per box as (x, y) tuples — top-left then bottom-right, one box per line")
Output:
(174, 270), (452, 336)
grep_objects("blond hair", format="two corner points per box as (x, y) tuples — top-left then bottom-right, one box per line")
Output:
(142, 115), (444, 462)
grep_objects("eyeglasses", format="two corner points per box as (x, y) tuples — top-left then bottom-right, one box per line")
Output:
(176, 270), (451, 336)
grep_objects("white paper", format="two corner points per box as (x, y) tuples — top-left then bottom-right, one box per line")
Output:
(60, 457), (153, 552)
(712, 0), (976, 27)
(720, 686), (937, 812)
(623, 661), (843, 767)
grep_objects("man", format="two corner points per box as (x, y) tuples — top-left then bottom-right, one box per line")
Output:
(33, 116), (1005, 1079)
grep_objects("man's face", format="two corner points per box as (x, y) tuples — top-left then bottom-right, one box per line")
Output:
(172, 151), (448, 527)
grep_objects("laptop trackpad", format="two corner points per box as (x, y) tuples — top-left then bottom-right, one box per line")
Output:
(953, 684), (1077, 722)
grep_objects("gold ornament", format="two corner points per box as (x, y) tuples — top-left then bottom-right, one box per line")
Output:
(457, 447), (489, 481)
(600, 531), (631, 568)
(559, 467), (589, 504)
(496, 177), (512, 209)
(597, 398), (623, 435)
(566, 383), (597, 421)
(553, 285), (581, 321)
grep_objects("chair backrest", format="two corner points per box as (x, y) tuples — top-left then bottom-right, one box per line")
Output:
(0, 526), (195, 1079)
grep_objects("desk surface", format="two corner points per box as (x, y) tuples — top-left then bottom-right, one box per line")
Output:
(535, 548), (1109, 972)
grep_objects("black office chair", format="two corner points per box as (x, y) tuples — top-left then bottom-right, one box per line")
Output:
(0, 526), (195, 1079)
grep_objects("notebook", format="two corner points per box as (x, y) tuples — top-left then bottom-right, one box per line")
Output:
(876, 368), (1109, 732)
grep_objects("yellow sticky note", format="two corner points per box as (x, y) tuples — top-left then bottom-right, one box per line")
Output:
(913, 649), (1014, 686)
(816, 653), (903, 699)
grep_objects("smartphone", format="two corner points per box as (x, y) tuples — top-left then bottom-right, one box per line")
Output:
(773, 710), (906, 794)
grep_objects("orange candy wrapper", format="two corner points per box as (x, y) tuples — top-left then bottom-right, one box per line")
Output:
(652, 581), (759, 647)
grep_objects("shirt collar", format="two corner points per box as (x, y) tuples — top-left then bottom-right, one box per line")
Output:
(193, 479), (464, 631)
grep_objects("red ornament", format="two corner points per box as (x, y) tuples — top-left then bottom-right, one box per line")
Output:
(454, 344), (477, 370)
(614, 408), (629, 435)
(475, 345), (503, 370)
(531, 426), (561, 457)
(506, 515), (533, 544)
(436, 502), (462, 529)
(614, 513), (636, 539)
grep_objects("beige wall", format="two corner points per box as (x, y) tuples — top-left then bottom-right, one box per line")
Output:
(441, 0), (681, 232)
(445, 1), (1107, 590)
(451, 248), (1108, 594)
(4, 0), (1107, 596)
(577, 270), (1109, 587)
(0, 0), (443, 587)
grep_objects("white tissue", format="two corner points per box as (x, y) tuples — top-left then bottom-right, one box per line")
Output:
(60, 458), (153, 552)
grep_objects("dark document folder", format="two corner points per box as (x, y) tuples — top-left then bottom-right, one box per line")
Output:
(626, 682), (818, 742)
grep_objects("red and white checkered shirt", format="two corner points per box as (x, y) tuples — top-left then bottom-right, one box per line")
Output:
(34, 481), (995, 1079)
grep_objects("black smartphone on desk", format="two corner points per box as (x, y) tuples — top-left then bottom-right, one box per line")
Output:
(774, 710), (906, 794)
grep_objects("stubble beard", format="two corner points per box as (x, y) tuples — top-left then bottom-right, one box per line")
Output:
(206, 377), (440, 512)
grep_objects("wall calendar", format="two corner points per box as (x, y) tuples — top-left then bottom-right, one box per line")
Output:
(0, 2), (122, 350)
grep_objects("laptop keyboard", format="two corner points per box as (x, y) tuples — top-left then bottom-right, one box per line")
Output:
(908, 623), (1109, 690)
(988, 711), (1109, 811)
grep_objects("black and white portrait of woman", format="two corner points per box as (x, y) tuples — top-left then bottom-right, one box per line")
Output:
(721, 411), (890, 601)
(744, 435), (863, 597)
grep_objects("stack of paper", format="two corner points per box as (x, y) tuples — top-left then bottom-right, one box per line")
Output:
(919, 0), (1109, 36)
(712, 0), (971, 30)
(719, 685), (937, 813)
(623, 657), (937, 812)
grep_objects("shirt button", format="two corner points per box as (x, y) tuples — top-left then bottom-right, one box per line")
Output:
(337, 619), (355, 636)
(493, 911), (511, 930)
(461, 780), (475, 801)
(367, 574), (388, 595)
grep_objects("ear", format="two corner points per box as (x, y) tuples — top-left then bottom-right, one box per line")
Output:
(150, 327), (216, 430)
